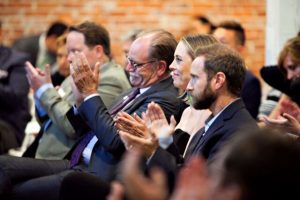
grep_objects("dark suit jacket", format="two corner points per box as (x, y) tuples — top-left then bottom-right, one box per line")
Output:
(0, 46), (31, 144)
(67, 76), (182, 181)
(150, 99), (258, 187)
(241, 70), (261, 119)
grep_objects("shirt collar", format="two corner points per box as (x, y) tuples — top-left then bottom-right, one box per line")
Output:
(38, 33), (47, 53)
(204, 98), (240, 133)
(139, 86), (151, 95)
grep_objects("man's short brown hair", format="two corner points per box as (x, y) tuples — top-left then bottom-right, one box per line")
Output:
(69, 21), (111, 58)
(196, 43), (246, 97)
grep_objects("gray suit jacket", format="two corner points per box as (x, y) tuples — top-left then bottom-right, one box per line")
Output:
(35, 61), (131, 159)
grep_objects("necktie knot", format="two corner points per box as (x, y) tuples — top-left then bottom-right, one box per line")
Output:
(127, 88), (140, 99)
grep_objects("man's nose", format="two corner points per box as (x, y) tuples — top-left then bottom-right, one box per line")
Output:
(125, 62), (134, 72)
(67, 53), (73, 63)
(186, 80), (193, 91)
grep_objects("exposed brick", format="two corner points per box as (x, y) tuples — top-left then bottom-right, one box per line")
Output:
(2, 0), (266, 78)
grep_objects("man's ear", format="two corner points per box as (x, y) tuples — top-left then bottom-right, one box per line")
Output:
(213, 72), (226, 90)
(236, 44), (245, 55)
(94, 45), (104, 59)
(156, 60), (168, 77)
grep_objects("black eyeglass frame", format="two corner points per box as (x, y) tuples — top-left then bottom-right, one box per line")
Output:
(126, 56), (157, 69)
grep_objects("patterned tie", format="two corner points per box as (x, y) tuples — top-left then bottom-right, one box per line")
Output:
(109, 88), (140, 116)
(69, 131), (95, 168)
(184, 127), (205, 160)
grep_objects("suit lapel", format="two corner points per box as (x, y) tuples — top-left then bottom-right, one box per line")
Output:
(195, 99), (245, 151)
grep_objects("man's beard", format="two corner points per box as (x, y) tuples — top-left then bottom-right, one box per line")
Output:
(191, 85), (217, 110)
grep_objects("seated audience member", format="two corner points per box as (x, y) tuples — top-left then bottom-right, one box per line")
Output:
(58, 34), (218, 199)
(50, 34), (69, 86)
(22, 21), (131, 160)
(0, 21), (31, 154)
(0, 29), (180, 200)
(260, 37), (300, 137)
(13, 21), (68, 70)
(213, 20), (261, 119)
(111, 128), (300, 200)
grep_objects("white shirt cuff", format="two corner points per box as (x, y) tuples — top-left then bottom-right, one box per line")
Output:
(158, 136), (173, 149)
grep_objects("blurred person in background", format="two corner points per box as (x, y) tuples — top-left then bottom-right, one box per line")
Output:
(260, 37), (300, 137)
(182, 15), (215, 36)
(51, 34), (69, 86)
(121, 29), (143, 84)
(0, 21), (31, 154)
(13, 21), (68, 72)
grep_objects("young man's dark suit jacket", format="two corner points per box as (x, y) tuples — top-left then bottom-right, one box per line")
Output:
(149, 99), (259, 187)
(67, 76), (182, 182)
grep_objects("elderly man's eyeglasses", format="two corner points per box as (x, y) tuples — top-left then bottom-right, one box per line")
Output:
(127, 57), (157, 69)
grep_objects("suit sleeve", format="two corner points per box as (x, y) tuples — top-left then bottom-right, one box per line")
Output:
(78, 96), (124, 155)
(39, 66), (130, 140)
(40, 87), (77, 139)
(78, 89), (181, 155)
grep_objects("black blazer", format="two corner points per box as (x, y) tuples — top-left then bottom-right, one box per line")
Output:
(150, 99), (258, 188)
(67, 76), (182, 181)
(0, 46), (31, 144)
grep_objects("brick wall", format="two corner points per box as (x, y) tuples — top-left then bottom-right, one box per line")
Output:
(1, 0), (266, 76)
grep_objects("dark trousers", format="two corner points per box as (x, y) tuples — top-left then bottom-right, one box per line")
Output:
(0, 155), (79, 200)
(60, 172), (111, 200)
